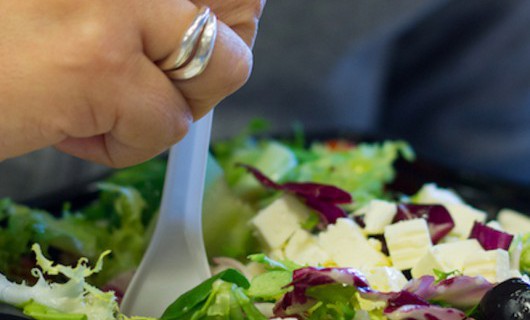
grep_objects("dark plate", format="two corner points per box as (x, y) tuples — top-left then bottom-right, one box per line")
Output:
(391, 156), (530, 219)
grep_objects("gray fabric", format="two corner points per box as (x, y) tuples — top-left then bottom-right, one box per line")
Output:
(212, 0), (447, 137)
(381, 0), (530, 182)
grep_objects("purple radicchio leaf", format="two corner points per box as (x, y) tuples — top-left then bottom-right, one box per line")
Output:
(302, 196), (350, 226)
(360, 287), (467, 320)
(273, 267), (479, 320)
(403, 275), (494, 309)
(394, 204), (455, 244)
(273, 267), (371, 317)
(238, 164), (351, 225)
(384, 291), (430, 313)
(281, 182), (352, 204)
(468, 221), (514, 250)
(384, 304), (468, 320)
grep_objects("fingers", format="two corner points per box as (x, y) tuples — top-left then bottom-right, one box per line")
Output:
(0, 0), (265, 167)
(135, 0), (200, 62)
(174, 22), (252, 119)
(57, 0), (260, 166)
(56, 55), (192, 167)
(137, 0), (259, 120)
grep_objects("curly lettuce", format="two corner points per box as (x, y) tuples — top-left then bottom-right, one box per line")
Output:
(0, 244), (155, 320)
(294, 141), (414, 206)
(0, 178), (154, 288)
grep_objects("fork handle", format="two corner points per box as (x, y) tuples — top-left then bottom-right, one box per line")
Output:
(121, 111), (213, 317)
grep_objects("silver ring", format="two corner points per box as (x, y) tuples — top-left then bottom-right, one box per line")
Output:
(160, 7), (217, 80)
(158, 7), (210, 71)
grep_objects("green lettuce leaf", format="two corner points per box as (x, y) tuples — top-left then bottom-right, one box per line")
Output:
(517, 232), (530, 275)
(0, 183), (152, 288)
(23, 300), (87, 320)
(160, 268), (266, 320)
(202, 166), (258, 260)
(88, 184), (149, 287)
(247, 271), (292, 301)
(294, 141), (414, 206)
(247, 254), (301, 272)
(0, 244), (118, 320)
(0, 199), (106, 283)
(305, 283), (358, 320)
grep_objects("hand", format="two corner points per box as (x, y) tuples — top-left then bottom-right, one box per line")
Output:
(0, 0), (265, 167)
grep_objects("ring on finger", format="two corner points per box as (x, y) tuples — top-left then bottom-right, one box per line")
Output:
(159, 6), (217, 80)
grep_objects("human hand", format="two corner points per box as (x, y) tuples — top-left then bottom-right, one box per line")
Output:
(0, 0), (265, 167)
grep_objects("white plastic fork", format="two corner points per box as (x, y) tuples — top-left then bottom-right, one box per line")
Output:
(120, 112), (213, 317)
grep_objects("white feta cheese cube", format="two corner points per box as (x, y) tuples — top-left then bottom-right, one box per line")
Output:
(498, 208), (530, 235)
(411, 249), (446, 278)
(462, 249), (511, 283)
(411, 239), (484, 278)
(283, 229), (330, 266)
(445, 203), (487, 239)
(384, 219), (432, 270)
(367, 237), (383, 252)
(361, 267), (408, 292)
(319, 218), (389, 269)
(251, 195), (310, 249)
(361, 200), (397, 235)
(412, 183), (464, 205)
(486, 220), (504, 231)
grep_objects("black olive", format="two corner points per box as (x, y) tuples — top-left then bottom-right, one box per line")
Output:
(475, 278), (530, 320)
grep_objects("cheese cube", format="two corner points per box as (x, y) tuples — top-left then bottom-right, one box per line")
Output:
(498, 208), (530, 235)
(462, 249), (511, 283)
(445, 204), (487, 239)
(361, 267), (408, 292)
(367, 238), (383, 252)
(251, 195), (310, 249)
(319, 218), (389, 269)
(411, 249), (445, 278)
(283, 229), (330, 266)
(411, 239), (484, 278)
(361, 200), (397, 235)
(486, 220), (504, 231)
(385, 219), (432, 270)
(412, 183), (464, 205)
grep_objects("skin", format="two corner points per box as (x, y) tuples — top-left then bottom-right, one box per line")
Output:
(0, 0), (265, 167)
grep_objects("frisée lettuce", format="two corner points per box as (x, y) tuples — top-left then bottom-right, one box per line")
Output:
(0, 245), (265, 320)
(0, 159), (165, 291)
(0, 244), (155, 320)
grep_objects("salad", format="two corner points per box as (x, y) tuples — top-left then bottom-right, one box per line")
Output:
(0, 121), (529, 319)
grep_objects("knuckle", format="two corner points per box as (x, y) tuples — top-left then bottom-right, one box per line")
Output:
(60, 18), (133, 74)
(222, 46), (253, 95)
(150, 93), (193, 146)
(58, 90), (114, 138)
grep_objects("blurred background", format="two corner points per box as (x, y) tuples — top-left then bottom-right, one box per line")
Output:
(212, 0), (530, 184)
(2, 0), (530, 202)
